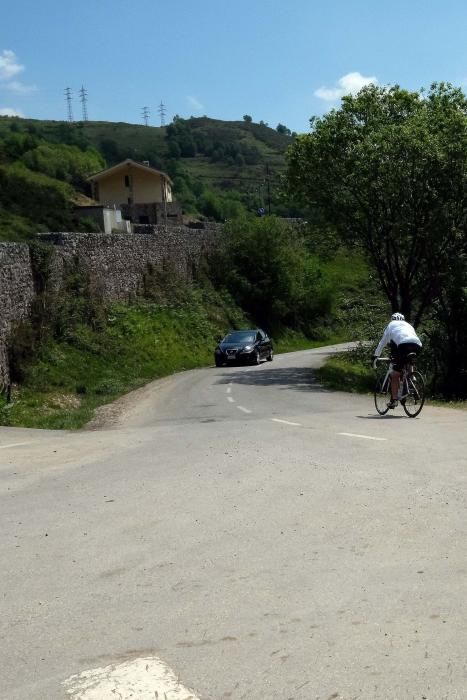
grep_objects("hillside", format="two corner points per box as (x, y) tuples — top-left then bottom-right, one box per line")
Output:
(0, 115), (296, 239)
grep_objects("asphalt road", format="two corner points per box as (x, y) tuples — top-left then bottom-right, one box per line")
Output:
(1, 345), (466, 700)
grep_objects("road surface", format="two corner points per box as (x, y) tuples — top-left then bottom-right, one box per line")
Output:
(1, 345), (466, 699)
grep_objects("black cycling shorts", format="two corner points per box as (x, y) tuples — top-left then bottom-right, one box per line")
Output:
(391, 342), (421, 372)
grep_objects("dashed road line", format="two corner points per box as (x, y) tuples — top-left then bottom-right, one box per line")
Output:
(237, 406), (252, 414)
(227, 396), (235, 403)
(338, 432), (387, 442)
(271, 418), (302, 427)
(227, 386), (232, 394)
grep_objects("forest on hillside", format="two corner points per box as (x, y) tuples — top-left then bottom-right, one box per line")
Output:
(0, 115), (298, 241)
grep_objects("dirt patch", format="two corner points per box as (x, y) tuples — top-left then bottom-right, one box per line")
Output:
(83, 377), (167, 430)
(47, 393), (81, 410)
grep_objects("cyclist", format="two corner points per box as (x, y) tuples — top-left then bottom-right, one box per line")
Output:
(372, 313), (422, 409)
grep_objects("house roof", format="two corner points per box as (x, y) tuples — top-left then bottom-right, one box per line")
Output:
(88, 159), (173, 185)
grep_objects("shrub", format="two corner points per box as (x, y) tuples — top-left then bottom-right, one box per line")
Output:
(210, 216), (335, 334)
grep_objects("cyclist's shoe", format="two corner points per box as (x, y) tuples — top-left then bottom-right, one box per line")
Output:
(387, 399), (398, 409)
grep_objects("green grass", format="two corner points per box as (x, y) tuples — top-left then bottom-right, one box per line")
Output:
(0, 289), (352, 431)
(315, 355), (374, 394)
(274, 330), (348, 354)
(316, 354), (467, 413)
(0, 289), (249, 430)
(0, 211), (38, 241)
(0, 239), (385, 428)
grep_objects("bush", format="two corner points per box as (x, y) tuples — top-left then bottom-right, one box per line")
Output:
(210, 216), (335, 334)
(21, 143), (105, 187)
(0, 163), (73, 229)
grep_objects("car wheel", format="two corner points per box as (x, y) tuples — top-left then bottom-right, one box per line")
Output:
(267, 349), (273, 361)
(215, 358), (223, 367)
(253, 350), (261, 365)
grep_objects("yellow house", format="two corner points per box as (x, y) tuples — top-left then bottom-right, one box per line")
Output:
(88, 159), (181, 225)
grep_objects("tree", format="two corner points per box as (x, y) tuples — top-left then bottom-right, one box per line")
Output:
(211, 217), (333, 333)
(243, 115), (252, 123)
(287, 83), (467, 325)
(21, 143), (105, 187)
(276, 123), (291, 135)
(99, 138), (123, 164)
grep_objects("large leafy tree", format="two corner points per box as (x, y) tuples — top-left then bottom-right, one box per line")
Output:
(287, 83), (467, 324)
(211, 217), (333, 333)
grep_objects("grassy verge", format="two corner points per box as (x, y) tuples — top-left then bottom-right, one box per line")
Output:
(0, 242), (383, 429)
(0, 289), (249, 430)
(315, 354), (374, 394)
(0, 298), (351, 430)
(316, 353), (467, 412)
(274, 330), (348, 354)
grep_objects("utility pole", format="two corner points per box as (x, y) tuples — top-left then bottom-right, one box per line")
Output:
(79, 85), (88, 121)
(65, 87), (73, 122)
(158, 100), (166, 126)
(141, 106), (150, 126)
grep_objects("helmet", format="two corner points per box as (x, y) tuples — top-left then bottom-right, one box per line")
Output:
(391, 312), (405, 321)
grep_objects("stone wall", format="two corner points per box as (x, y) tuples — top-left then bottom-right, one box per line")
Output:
(38, 225), (222, 299)
(0, 243), (35, 385)
(0, 225), (223, 384)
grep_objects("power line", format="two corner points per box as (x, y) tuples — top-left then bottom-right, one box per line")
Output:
(64, 87), (73, 122)
(79, 85), (88, 121)
(141, 106), (150, 126)
(158, 100), (166, 126)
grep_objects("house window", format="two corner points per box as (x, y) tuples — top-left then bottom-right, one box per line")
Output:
(128, 197), (133, 205)
(124, 175), (130, 187)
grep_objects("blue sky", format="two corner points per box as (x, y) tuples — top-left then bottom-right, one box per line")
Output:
(1, 0), (467, 132)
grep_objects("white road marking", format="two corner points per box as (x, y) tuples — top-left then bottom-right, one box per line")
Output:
(338, 432), (387, 442)
(227, 386), (232, 394)
(227, 396), (235, 403)
(237, 405), (252, 413)
(62, 655), (200, 699)
(0, 442), (30, 450)
(272, 418), (302, 427)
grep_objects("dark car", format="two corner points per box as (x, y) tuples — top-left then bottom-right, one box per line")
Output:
(214, 329), (273, 367)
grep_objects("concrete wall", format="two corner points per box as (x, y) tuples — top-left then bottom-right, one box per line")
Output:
(96, 164), (172, 207)
(0, 225), (223, 384)
(74, 206), (129, 234)
(120, 202), (183, 225)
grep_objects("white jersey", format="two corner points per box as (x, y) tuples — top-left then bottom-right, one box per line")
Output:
(374, 320), (422, 357)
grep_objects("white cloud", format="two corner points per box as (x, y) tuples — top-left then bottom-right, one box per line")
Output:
(314, 71), (378, 102)
(1, 80), (37, 94)
(0, 50), (35, 95)
(187, 95), (204, 112)
(0, 49), (24, 81)
(0, 107), (25, 117)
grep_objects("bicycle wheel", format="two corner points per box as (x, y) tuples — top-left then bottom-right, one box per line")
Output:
(374, 375), (391, 415)
(402, 371), (425, 418)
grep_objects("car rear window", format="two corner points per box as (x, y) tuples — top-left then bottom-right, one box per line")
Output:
(224, 332), (256, 343)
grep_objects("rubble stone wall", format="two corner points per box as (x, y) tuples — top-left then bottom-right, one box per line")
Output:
(0, 224), (223, 384)
(0, 243), (35, 385)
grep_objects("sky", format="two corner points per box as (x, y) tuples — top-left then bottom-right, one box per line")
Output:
(2, 0), (467, 133)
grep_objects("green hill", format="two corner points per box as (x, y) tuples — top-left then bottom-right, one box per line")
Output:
(0, 115), (296, 239)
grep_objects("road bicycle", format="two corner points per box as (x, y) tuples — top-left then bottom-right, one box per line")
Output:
(374, 354), (425, 418)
